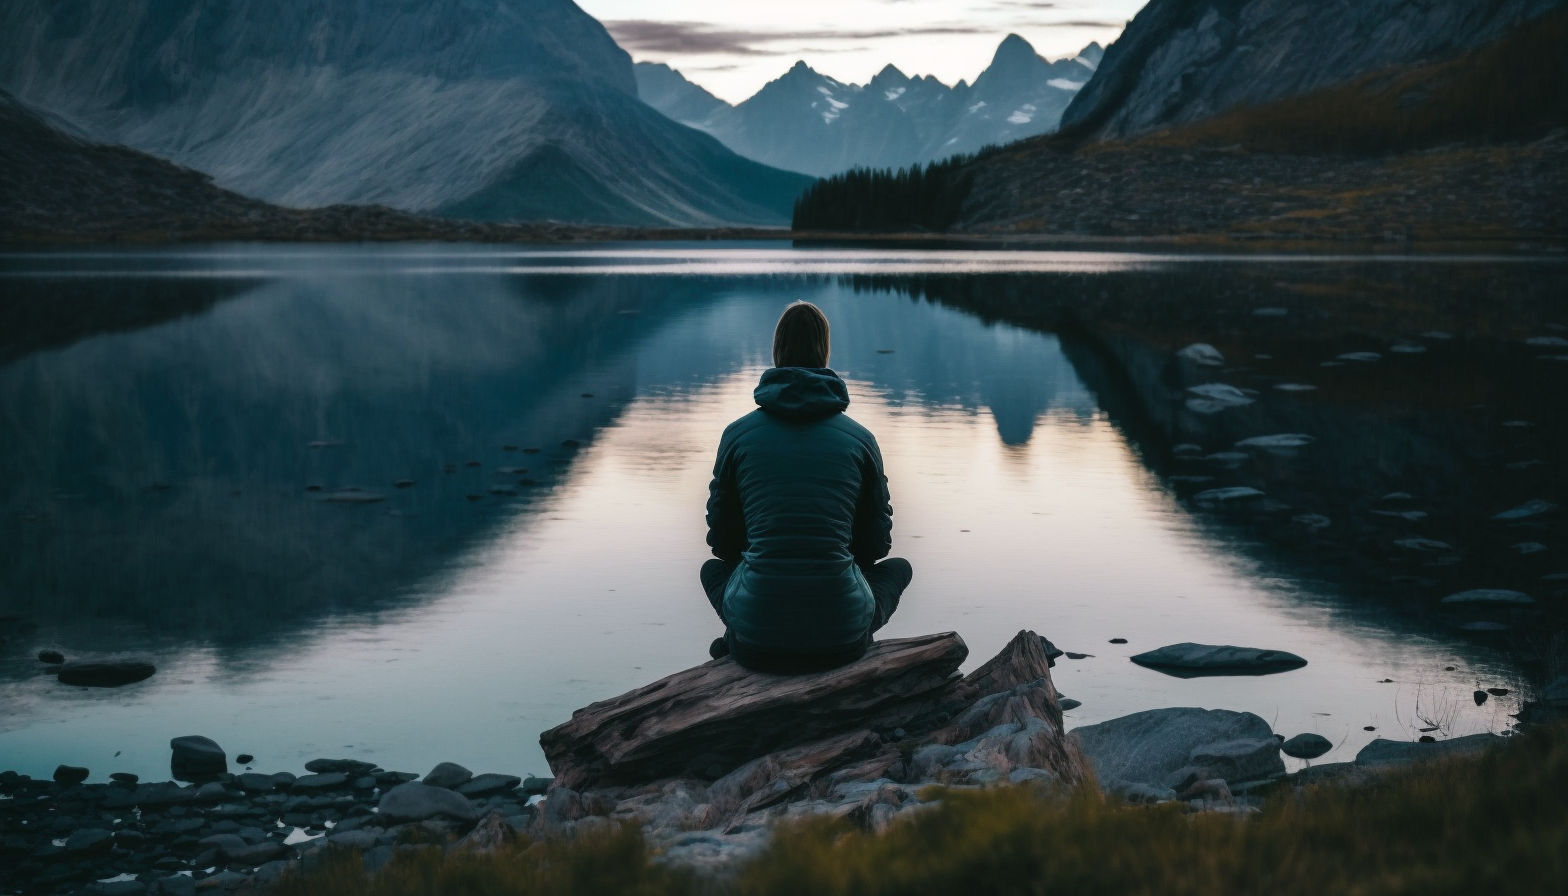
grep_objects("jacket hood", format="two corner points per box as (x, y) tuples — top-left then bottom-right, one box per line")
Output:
(754, 367), (850, 421)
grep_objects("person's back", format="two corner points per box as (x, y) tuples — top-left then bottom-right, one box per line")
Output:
(702, 302), (912, 673)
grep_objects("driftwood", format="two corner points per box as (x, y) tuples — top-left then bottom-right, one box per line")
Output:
(540, 633), (968, 790)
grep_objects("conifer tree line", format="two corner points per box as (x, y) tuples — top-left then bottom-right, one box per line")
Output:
(791, 154), (980, 232)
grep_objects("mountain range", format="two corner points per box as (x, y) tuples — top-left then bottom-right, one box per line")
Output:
(636, 36), (1103, 178)
(0, 0), (809, 227)
(1061, 0), (1563, 139)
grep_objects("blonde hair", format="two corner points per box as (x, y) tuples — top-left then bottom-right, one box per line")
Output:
(772, 301), (831, 368)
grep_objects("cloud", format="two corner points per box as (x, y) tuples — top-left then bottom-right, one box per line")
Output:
(603, 20), (994, 57)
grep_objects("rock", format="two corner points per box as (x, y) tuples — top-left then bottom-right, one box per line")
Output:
(1355, 734), (1500, 768)
(423, 762), (473, 789)
(327, 830), (380, 850)
(1176, 343), (1225, 366)
(1273, 383), (1317, 392)
(377, 782), (480, 823)
(236, 773), (277, 793)
(1493, 500), (1557, 521)
(1185, 383), (1255, 413)
(1440, 589), (1534, 605)
(1462, 621), (1510, 632)
(85, 882), (147, 896)
(234, 754), (254, 765)
(193, 870), (250, 890)
(1389, 343), (1426, 354)
(1059, 698), (1082, 711)
(53, 764), (89, 785)
(1129, 643), (1307, 677)
(521, 776), (553, 795)
(323, 488), (385, 504)
(452, 812), (517, 854)
(1192, 487), (1265, 504)
(540, 632), (969, 790)
(110, 772), (138, 785)
(1071, 708), (1284, 790)
(64, 828), (115, 855)
(1281, 733), (1333, 759)
(1109, 638), (1128, 644)
(1474, 690), (1489, 705)
(38, 648), (65, 664)
(1234, 433), (1315, 451)
(290, 772), (349, 793)
(1486, 687), (1510, 697)
(1514, 543), (1549, 555)
(1337, 352), (1381, 362)
(1394, 538), (1453, 552)
(57, 659), (156, 687)
(170, 736), (227, 780)
(455, 773), (521, 798)
(1172, 443), (1204, 456)
(225, 842), (286, 865)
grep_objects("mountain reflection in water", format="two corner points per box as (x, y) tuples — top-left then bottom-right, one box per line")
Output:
(0, 245), (1558, 782)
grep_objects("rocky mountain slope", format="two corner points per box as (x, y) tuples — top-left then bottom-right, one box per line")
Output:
(0, 0), (809, 227)
(638, 36), (1101, 177)
(1061, 0), (1564, 140)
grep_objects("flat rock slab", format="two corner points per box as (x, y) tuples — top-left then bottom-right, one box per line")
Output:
(1070, 707), (1284, 790)
(541, 632), (969, 790)
(1355, 734), (1501, 768)
(1130, 643), (1307, 677)
(57, 660), (156, 687)
(378, 782), (480, 823)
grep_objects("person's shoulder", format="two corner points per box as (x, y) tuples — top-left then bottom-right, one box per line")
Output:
(721, 409), (773, 442)
(826, 413), (880, 447)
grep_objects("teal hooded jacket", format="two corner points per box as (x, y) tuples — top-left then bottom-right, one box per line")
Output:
(706, 367), (893, 651)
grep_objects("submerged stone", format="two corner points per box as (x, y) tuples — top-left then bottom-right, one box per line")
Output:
(1130, 643), (1307, 677)
(1440, 589), (1534, 605)
(58, 660), (156, 687)
(1280, 733), (1333, 759)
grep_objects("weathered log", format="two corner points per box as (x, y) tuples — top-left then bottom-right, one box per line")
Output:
(540, 632), (968, 790)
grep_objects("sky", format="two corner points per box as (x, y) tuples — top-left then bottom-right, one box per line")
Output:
(577, 0), (1148, 103)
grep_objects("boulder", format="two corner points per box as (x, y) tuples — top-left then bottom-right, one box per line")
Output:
(540, 632), (969, 790)
(423, 762), (473, 789)
(455, 773), (522, 798)
(53, 764), (89, 785)
(170, 736), (227, 780)
(1070, 707), (1284, 791)
(1130, 643), (1307, 677)
(1281, 733), (1333, 759)
(64, 828), (115, 855)
(377, 782), (480, 823)
(1355, 734), (1500, 768)
(38, 649), (65, 664)
(303, 758), (376, 775)
(1440, 589), (1534, 605)
(1176, 343), (1225, 367)
(289, 772), (348, 793)
(57, 659), (156, 687)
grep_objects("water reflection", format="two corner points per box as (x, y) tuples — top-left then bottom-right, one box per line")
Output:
(0, 245), (1552, 782)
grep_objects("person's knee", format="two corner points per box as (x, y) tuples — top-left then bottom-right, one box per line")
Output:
(881, 557), (913, 588)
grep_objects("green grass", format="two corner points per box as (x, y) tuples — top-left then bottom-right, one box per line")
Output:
(273, 722), (1568, 896)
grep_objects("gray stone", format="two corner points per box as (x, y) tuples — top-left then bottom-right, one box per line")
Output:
(290, 773), (349, 793)
(64, 828), (115, 854)
(170, 735), (227, 779)
(53, 764), (89, 785)
(1192, 487), (1266, 504)
(1177, 343), (1225, 367)
(422, 762), (473, 790)
(154, 875), (197, 896)
(377, 782), (480, 823)
(197, 834), (249, 854)
(1494, 500), (1557, 521)
(58, 659), (156, 687)
(455, 773), (522, 798)
(328, 830), (381, 850)
(226, 842), (287, 865)
(1440, 589), (1534, 605)
(521, 776), (554, 795)
(1130, 643), (1307, 677)
(1281, 733), (1333, 759)
(236, 773), (277, 793)
(38, 648), (65, 664)
(304, 758), (377, 775)
(1355, 734), (1500, 768)
(194, 870), (250, 890)
(1071, 707), (1284, 789)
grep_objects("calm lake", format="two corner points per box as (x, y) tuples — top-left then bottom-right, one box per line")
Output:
(2, 244), (1563, 783)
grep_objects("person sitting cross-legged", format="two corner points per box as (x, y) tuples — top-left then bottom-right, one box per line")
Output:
(701, 300), (913, 673)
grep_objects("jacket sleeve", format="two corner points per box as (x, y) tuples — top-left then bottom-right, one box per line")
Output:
(705, 438), (747, 564)
(850, 437), (893, 567)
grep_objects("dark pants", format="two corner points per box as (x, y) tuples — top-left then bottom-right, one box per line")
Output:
(701, 557), (913, 673)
